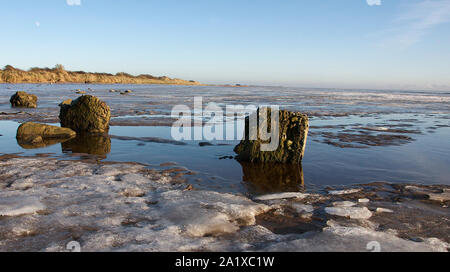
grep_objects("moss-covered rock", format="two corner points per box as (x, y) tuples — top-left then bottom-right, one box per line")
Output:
(59, 95), (111, 133)
(16, 122), (76, 148)
(234, 109), (309, 164)
(10, 91), (38, 108)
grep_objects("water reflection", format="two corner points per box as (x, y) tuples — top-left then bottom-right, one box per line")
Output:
(17, 137), (74, 150)
(239, 162), (305, 194)
(61, 134), (111, 157)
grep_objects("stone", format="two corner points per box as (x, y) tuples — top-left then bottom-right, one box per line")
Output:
(16, 122), (76, 142)
(16, 122), (76, 149)
(428, 190), (450, 202)
(59, 95), (111, 133)
(76, 91), (86, 94)
(234, 109), (309, 164)
(10, 91), (38, 108)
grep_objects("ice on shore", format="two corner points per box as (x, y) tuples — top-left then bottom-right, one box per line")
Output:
(328, 189), (362, 195)
(332, 201), (357, 207)
(0, 196), (45, 217)
(254, 192), (309, 201)
(325, 206), (373, 220)
(0, 158), (447, 252)
(262, 223), (449, 252)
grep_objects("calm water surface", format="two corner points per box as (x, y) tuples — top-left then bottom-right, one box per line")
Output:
(1, 84), (449, 195)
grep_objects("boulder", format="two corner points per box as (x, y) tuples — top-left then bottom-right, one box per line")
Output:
(16, 122), (76, 148)
(10, 91), (38, 108)
(17, 122), (76, 140)
(59, 95), (111, 133)
(234, 109), (309, 164)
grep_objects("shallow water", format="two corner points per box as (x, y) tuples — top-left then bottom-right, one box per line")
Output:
(1, 84), (449, 195)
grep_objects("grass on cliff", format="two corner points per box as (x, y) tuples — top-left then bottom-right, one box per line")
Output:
(0, 65), (200, 85)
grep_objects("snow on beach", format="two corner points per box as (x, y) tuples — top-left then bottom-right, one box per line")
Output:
(0, 157), (448, 252)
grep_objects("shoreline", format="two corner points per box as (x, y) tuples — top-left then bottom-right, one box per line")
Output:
(0, 155), (448, 252)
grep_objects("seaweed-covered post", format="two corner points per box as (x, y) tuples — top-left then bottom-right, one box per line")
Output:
(234, 108), (309, 164)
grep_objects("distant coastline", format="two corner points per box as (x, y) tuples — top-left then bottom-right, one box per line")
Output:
(0, 65), (201, 86)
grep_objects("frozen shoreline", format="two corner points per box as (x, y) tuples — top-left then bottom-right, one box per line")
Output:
(0, 156), (448, 252)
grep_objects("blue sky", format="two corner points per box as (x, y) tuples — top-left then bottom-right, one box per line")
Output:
(1, 0), (450, 90)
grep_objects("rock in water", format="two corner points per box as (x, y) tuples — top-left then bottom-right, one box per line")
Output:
(10, 91), (38, 108)
(17, 122), (76, 140)
(59, 95), (111, 133)
(234, 109), (309, 164)
(16, 122), (76, 148)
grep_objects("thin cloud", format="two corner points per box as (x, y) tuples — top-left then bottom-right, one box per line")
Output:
(367, 0), (382, 6)
(381, 0), (450, 48)
(66, 0), (81, 6)
(35, 21), (40, 28)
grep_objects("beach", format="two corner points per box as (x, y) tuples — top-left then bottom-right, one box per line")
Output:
(0, 84), (449, 252)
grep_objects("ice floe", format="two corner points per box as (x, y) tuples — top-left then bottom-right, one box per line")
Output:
(325, 207), (373, 220)
(254, 192), (309, 201)
(328, 188), (362, 195)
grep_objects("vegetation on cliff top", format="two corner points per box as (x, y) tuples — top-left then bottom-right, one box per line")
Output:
(0, 65), (200, 85)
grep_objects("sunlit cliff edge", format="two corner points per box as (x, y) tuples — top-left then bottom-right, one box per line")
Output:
(0, 65), (201, 85)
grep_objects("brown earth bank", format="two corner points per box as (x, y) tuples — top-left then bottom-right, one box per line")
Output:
(0, 65), (201, 86)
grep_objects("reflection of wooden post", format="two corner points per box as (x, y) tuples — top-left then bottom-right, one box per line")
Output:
(239, 162), (305, 195)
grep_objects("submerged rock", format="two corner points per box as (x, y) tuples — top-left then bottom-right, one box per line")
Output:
(234, 109), (309, 164)
(59, 95), (111, 133)
(10, 91), (38, 108)
(16, 122), (76, 148)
